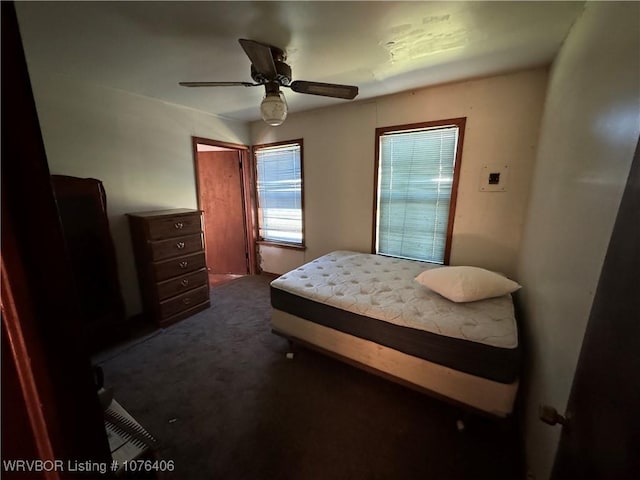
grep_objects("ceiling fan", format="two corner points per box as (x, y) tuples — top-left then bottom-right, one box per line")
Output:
(179, 38), (359, 126)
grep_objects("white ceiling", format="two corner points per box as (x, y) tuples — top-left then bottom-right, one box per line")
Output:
(16, 1), (585, 123)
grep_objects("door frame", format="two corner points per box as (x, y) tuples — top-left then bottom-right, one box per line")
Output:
(191, 137), (257, 275)
(551, 137), (640, 479)
(2, 1), (112, 471)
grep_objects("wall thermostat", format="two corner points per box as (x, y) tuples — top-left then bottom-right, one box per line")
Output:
(480, 164), (509, 192)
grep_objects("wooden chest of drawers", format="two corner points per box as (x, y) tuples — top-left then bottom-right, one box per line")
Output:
(127, 209), (210, 326)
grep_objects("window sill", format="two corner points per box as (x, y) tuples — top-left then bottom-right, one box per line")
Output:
(257, 240), (306, 251)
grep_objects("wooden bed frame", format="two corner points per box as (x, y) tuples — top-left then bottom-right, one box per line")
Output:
(271, 309), (519, 419)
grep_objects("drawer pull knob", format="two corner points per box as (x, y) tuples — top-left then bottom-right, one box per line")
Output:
(182, 298), (192, 305)
(180, 279), (190, 287)
(179, 261), (188, 269)
(176, 241), (186, 249)
(174, 222), (184, 229)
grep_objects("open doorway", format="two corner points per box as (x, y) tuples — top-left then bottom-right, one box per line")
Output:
(192, 137), (256, 287)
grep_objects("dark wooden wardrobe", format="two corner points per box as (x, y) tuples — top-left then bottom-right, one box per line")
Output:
(51, 175), (127, 351)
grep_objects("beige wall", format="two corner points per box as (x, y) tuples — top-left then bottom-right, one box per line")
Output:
(517, 3), (640, 479)
(252, 68), (549, 277)
(29, 74), (250, 316)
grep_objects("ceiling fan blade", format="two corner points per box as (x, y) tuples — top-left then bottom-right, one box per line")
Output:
(238, 38), (277, 80)
(179, 81), (258, 87)
(289, 80), (359, 100)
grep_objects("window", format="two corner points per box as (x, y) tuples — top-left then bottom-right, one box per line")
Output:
(254, 140), (304, 247)
(374, 118), (465, 264)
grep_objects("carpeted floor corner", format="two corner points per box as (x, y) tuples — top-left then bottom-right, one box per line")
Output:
(97, 274), (522, 479)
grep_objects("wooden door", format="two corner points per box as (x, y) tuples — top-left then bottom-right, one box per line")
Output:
(551, 138), (640, 479)
(2, 1), (112, 473)
(195, 149), (249, 275)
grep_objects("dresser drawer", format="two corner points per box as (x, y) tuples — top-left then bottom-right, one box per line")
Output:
(159, 285), (209, 320)
(156, 268), (208, 301)
(146, 213), (202, 240)
(128, 208), (210, 326)
(153, 252), (206, 282)
(150, 233), (203, 261)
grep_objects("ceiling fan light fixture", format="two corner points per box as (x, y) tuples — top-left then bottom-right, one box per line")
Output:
(180, 39), (359, 125)
(260, 90), (288, 126)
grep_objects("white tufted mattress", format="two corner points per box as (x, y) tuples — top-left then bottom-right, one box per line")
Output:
(270, 251), (520, 385)
(271, 251), (518, 349)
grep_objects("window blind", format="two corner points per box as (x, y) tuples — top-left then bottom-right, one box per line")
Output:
(376, 126), (459, 263)
(255, 144), (302, 244)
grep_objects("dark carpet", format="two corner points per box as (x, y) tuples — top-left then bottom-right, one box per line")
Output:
(97, 274), (523, 479)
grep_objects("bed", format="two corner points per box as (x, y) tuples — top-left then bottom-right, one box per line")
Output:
(270, 250), (521, 418)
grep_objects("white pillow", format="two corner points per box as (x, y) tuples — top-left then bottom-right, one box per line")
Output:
(415, 266), (521, 303)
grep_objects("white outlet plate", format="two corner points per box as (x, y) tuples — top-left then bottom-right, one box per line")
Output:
(480, 164), (509, 192)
